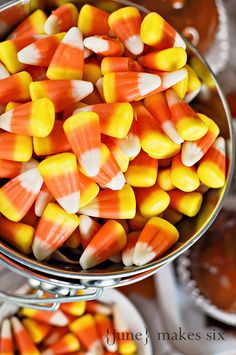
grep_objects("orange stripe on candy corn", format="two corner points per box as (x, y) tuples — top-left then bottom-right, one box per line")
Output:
(11, 317), (40, 355)
(78, 4), (111, 37)
(0, 319), (14, 355)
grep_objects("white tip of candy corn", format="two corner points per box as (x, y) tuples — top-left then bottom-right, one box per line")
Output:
(84, 36), (109, 53)
(124, 34), (144, 55)
(117, 134), (141, 158)
(162, 121), (183, 144)
(57, 191), (80, 214)
(138, 73), (161, 97)
(44, 14), (59, 35)
(184, 87), (201, 103)
(0, 62), (10, 79)
(181, 142), (203, 167)
(105, 171), (126, 190)
(49, 311), (69, 326)
(162, 69), (187, 90)
(122, 249), (134, 267)
(0, 110), (12, 132)
(62, 27), (83, 49)
(32, 237), (53, 261)
(18, 43), (40, 65)
(80, 246), (96, 269)
(84, 47), (93, 59)
(18, 167), (43, 194)
(80, 148), (101, 177)
(1, 319), (11, 338)
(133, 241), (156, 266)
(71, 80), (93, 102)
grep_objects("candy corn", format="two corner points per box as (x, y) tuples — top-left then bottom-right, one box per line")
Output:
(5, 101), (21, 112)
(64, 112), (101, 177)
(79, 215), (101, 249)
(78, 171), (99, 209)
(30, 79), (93, 112)
(133, 217), (179, 265)
(197, 137), (226, 188)
(139, 48), (187, 72)
(0, 217), (34, 254)
(20, 308), (69, 327)
(140, 12), (186, 50)
(168, 190), (203, 217)
(0, 98), (55, 137)
(144, 93), (183, 144)
(84, 36), (124, 56)
(86, 301), (112, 316)
(0, 319), (14, 355)
(34, 183), (53, 217)
(173, 67), (188, 99)
(9, 10), (47, 38)
(43, 327), (68, 347)
(0, 157), (37, 178)
(0, 167), (43, 222)
(47, 27), (84, 80)
(166, 89), (208, 141)
(70, 314), (103, 353)
(33, 120), (70, 156)
(61, 300), (86, 317)
(22, 318), (51, 344)
(128, 211), (148, 231)
(171, 153), (200, 192)
(44, 3), (78, 34)
(157, 168), (175, 191)
(38, 153), (80, 213)
(125, 150), (158, 187)
(83, 57), (102, 84)
(0, 62), (10, 79)
(78, 4), (110, 37)
(184, 64), (201, 103)
(11, 317), (40, 355)
(102, 136), (129, 172)
(89, 143), (125, 190)
(103, 72), (161, 103)
(108, 7), (143, 55)
(122, 231), (140, 266)
(135, 185), (170, 217)
(18, 33), (65, 67)
(95, 313), (118, 352)
(0, 71), (32, 104)
(63, 228), (81, 248)
(32, 202), (80, 261)
(79, 184), (136, 219)
(26, 65), (47, 81)
(42, 333), (80, 355)
(181, 113), (220, 166)
(101, 56), (142, 75)
(163, 207), (183, 225)
(80, 220), (127, 269)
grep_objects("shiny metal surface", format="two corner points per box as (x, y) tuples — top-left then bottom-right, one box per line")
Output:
(0, 0), (235, 292)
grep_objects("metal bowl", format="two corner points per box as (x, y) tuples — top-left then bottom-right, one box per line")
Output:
(0, 0), (235, 297)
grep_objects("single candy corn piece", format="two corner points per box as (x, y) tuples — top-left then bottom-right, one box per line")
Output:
(11, 317), (40, 355)
(79, 184), (136, 219)
(101, 56), (142, 75)
(47, 27), (84, 80)
(80, 220), (127, 269)
(43, 327), (68, 347)
(84, 35), (124, 56)
(157, 168), (175, 191)
(135, 185), (170, 218)
(38, 153), (80, 213)
(95, 77), (105, 101)
(0, 319), (14, 355)
(103, 72), (161, 103)
(35, 183), (53, 217)
(125, 150), (158, 187)
(166, 89), (208, 141)
(0, 71), (32, 104)
(122, 231), (140, 266)
(5, 101), (21, 112)
(144, 93), (183, 144)
(89, 143), (125, 190)
(108, 7), (143, 55)
(139, 48), (187, 72)
(112, 119), (141, 159)
(78, 171), (99, 208)
(20, 308), (69, 327)
(168, 190), (203, 217)
(33, 120), (70, 156)
(33, 202), (80, 261)
(0, 167), (43, 222)
(0, 98), (55, 137)
(0, 157), (37, 178)
(163, 207), (183, 225)
(30, 79), (93, 113)
(44, 3), (78, 34)
(42, 333), (80, 355)
(184, 64), (201, 103)
(83, 57), (102, 84)
(181, 113), (220, 166)
(140, 12), (186, 50)
(86, 301), (112, 316)
(61, 300), (86, 316)
(0, 62), (10, 79)
(26, 65), (47, 81)
(171, 153), (200, 192)
(78, 4), (110, 36)
(95, 313), (117, 352)
(79, 215), (101, 249)
(74, 102), (133, 138)
(173, 67), (188, 99)
(134, 102), (180, 159)
(113, 304), (137, 355)
(128, 211), (148, 231)
(70, 314), (103, 353)
(102, 136), (129, 172)
(133, 217), (179, 266)
(197, 137), (226, 188)
(0, 132), (32, 162)
(9, 10), (47, 38)
(22, 318), (51, 344)
(64, 112), (101, 177)
(18, 33), (65, 67)
(0, 217), (34, 254)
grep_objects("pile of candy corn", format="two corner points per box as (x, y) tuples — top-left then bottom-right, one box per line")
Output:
(0, 296), (138, 354)
(0, 3), (226, 269)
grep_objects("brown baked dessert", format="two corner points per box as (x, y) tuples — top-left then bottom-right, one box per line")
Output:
(189, 210), (236, 313)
